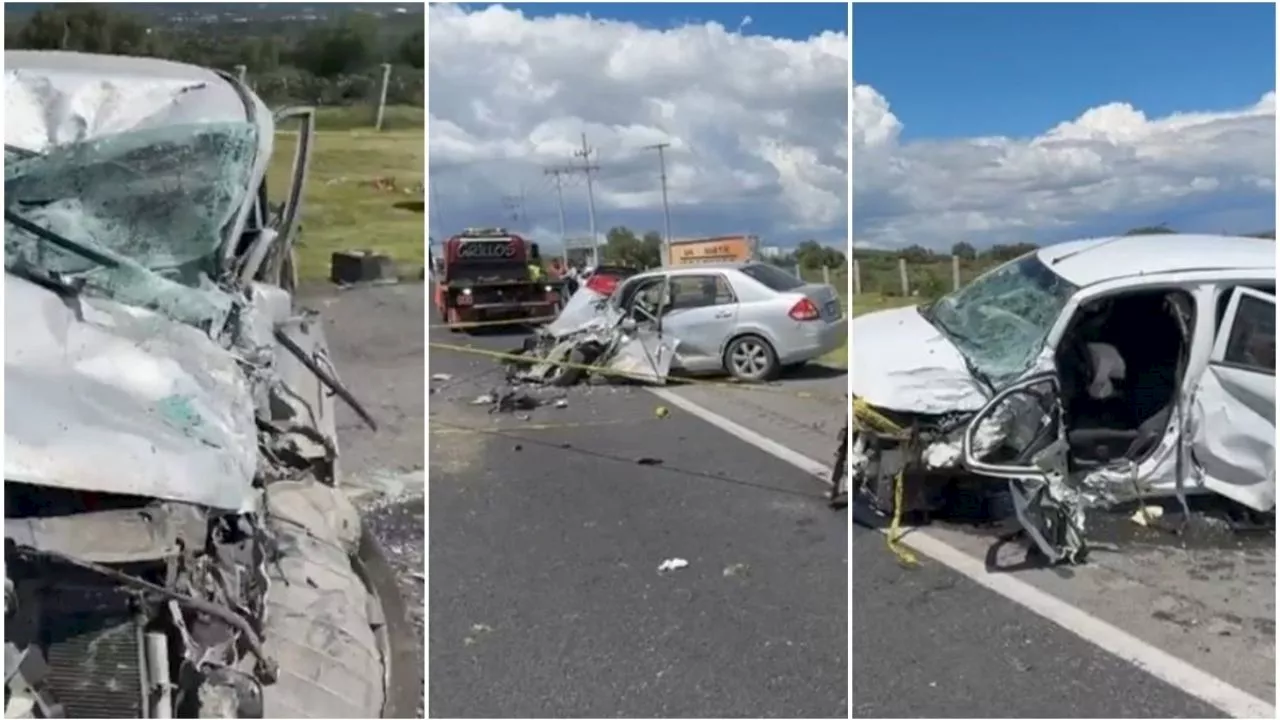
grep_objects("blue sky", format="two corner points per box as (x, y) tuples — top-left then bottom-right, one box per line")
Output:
(854, 2), (1276, 140)
(852, 2), (1276, 249)
(473, 2), (847, 39)
(430, 4), (848, 248)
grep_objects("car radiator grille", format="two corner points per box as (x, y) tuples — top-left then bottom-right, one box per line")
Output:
(40, 584), (144, 719)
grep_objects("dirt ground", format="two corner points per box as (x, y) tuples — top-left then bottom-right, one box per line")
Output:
(301, 281), (426, 718)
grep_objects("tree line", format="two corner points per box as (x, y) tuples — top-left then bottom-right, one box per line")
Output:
(4, 3), (424, 107)
(853, 225), (1276, 299)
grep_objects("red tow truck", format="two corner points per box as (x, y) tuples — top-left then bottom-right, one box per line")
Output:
(432, 227), (563, 332)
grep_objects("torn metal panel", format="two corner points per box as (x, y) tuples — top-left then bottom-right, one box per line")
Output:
(5, 269), (259, 513)
(545, 285), (612, 338)
(606, 330), (679, 385)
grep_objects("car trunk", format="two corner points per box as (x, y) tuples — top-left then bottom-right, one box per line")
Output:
(795, 283), (843, 322)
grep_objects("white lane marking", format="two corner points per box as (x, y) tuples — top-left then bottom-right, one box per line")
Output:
(650, 387), (1276, 720)
(647, 387), (832, 486)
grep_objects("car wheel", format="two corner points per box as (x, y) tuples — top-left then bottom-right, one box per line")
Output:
(724, 335), (779, 382)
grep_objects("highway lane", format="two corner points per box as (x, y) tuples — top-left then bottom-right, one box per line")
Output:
(426, 320), (1257, 719)
(427, 325), (849, 718)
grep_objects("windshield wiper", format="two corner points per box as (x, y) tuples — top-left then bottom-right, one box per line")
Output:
(4, 209), (121, 270)
(6, 261), (83, 299)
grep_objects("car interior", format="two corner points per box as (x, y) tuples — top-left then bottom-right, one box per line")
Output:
(1054, 289), (1194, 469)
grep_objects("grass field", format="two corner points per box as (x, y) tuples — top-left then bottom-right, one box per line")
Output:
(852, 292), (918, 318)
(267, 105), (425, 282)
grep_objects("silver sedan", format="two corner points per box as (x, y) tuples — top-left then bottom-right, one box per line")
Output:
(612, 262), (846, 381)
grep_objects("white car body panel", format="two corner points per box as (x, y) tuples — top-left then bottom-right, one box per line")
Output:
(848, 304), (989, 414)
(4, 275), (259, 512)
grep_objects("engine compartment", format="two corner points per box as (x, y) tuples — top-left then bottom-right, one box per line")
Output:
(5, 485), (271, 719)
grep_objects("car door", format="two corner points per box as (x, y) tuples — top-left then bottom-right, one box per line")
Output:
(960, 373), (1081, 562)
(1188, 286), (1276, 512)
(260, 106), (316, 292)
(658, 273), (739, 372)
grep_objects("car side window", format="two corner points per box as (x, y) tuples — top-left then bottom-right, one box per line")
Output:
(1222, 292), (1276, 372)
(667, 274), (736, 311)
(1215, 283), (1275, 331)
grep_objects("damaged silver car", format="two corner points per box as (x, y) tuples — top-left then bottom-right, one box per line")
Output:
(850, 234), (1275, 564)
(518, 262), (845, 386)
(4, 52), (417, 717)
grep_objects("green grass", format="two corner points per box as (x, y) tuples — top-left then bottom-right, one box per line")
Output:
(313, 105), (426, 132)
(269, 106), (424, 282)
(852, 292), (918, 318)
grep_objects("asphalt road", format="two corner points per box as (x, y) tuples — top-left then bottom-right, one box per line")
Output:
(324, 288), (1270, 719)
(427, 325), (849, 718)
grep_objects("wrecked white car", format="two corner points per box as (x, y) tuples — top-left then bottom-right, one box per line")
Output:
(519, 262), (845, 386)
(850, 234), (1275, 563)
(4, 51), (416, 717)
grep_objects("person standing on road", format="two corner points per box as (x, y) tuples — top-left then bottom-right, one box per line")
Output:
(562, 263), (580, 297)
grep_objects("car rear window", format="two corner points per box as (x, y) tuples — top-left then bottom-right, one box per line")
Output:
(740, 263), (805, 291)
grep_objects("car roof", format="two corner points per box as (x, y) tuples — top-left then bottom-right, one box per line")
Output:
(5, 50), (265, 152)
(630, 261), (757, 279)
(1037, 234), (1276, 287)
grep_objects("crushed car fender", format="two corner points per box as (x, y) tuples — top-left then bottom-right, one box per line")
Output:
(4, 275), (259, 512)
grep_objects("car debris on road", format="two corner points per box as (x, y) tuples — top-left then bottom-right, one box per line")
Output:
(850, 234), (1275, 565)
(4, 51), (416, 719)
(508, 261), (845, 387)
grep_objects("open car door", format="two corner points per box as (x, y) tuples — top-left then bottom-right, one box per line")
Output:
(960, 373), (1083, 563)
(262, 106), (316, 292)
(1189, 287), (1276, 512)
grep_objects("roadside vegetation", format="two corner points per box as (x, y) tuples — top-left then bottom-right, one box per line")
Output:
(269, 107), (424, 282)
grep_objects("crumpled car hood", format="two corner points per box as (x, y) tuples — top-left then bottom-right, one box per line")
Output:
(4, 275), (259, 512)
(849, 304), (990, 414)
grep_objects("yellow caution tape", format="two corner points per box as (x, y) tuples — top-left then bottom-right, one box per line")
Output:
(852, 397), (919, 568)
(429, 340), (847, 406)
(429, 314), (558, 330)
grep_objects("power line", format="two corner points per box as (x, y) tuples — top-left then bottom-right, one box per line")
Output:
(574, 132), (601, 267)
(543, 167), (571, 266)
(642, 142), (672, 266)
(500, 188), (526, 227)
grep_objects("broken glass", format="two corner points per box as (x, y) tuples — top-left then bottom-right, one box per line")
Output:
(927, 253), (1078, 386)
(5, 122), (258, 330)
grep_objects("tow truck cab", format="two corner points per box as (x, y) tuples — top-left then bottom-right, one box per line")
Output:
(436, 227), (561, 328)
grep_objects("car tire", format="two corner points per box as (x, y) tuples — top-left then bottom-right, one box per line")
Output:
(724, 334), (780, 382)
(354, 527), (422, 718)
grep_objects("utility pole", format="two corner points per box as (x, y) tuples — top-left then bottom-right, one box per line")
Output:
(574, 133), (601, 267)
(429, 179), (444, 237)
(543, 168), (571, 266)
(501, 187), (526, 228)
(643, 142), (673, 266)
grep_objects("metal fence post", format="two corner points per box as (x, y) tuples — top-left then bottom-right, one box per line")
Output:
(374, 63), (392, 131)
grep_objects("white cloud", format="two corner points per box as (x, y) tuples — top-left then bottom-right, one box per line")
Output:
(852, 84), (1276, 251)
(428, 4), (848, 248)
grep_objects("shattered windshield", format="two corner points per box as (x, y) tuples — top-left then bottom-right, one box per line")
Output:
(925, 252), (1077, 386)
(5, 122), (258, 329)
